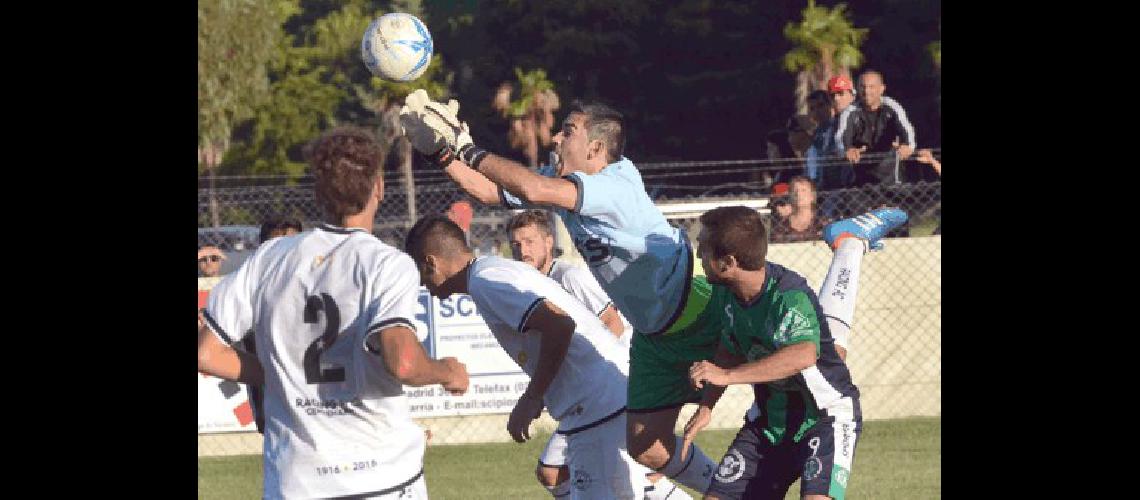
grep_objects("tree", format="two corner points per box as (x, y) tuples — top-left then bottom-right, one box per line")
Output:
(782, 0), (869, 115)
(198, 0), (285, 226)
(219, 0), (451, 225)
(491, 68), (560, 168)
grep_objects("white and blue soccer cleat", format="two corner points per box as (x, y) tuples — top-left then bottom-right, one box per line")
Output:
(823, 207), (908, 251)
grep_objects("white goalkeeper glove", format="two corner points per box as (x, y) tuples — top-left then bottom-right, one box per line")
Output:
(399, 89), (488, 170)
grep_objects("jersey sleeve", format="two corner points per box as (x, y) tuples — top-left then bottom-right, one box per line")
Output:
(559, 265), (612, 317)
(500, 164), (556, 210)
(567, 169), (625, 218)
(362, 253), (424, 353)
(471, 268), (547, 333)
(771, 291), (821, 355)
(202, 251), (260, 346)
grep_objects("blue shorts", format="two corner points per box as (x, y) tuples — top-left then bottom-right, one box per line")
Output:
(706, 419), (860, 500)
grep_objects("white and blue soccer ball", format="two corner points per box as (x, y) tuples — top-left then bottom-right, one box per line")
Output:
(361, 13), (433, 82)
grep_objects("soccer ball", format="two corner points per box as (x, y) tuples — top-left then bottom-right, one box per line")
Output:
(361, 13), (433, 82)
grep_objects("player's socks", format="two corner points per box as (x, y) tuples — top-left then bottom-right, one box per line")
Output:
(545, 480), (571, 498)
(658, 435), (716, 493)
(644, 476), (693, 500)
(818, 238), (865, 351)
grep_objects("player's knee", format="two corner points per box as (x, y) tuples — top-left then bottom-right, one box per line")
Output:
(535, 464), (566, 488)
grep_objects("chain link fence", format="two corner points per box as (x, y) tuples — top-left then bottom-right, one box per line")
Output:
(198, 156), (940, 456)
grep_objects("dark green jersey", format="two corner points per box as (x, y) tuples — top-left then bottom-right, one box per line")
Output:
(710, 262), (861, 444)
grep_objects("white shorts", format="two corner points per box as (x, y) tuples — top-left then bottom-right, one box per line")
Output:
(563, 412), (651, 500)
(539, 431), (570, 467)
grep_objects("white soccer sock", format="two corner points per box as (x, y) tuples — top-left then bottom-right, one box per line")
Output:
(544, 480), (571, 498)
(645, 476), (693, 500)
(658, 435), (716, 493)
(818, 238), (865, 352)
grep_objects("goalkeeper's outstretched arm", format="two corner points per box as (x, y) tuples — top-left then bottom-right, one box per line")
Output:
(441, 158), (502, 206)
(473, 154), (578, 211)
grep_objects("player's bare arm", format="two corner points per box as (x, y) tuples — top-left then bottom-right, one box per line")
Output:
(443, 158), (501, 205)
(198, 324), (264, 386)
(507, 299), (575, 442)
(690, 341), (817, 388)
(682, 344), (745, 452)
(598, 304), (624, 338)
(475, 154), (579, 210)
(376, 325), (469, 395)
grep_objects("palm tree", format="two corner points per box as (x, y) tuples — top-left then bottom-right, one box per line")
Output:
(783, 0), (869, 115)
(491, 68), (560, 168)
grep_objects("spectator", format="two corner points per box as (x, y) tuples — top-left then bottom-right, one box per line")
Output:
(446, 200), (474, 233)
(915, 148), (941, 176)
(258, 215), (303, 244)
(767, 182), (793, 226)
(197, 245), (226, 277)
(787, 114), (816, 156)
(765, 129), (792, 185)
(812, 77), (860, 220)
(915, 149), (942, 235)
(769, 176), (831, 243)
(838, 70), (917, 185)
(814, 77), (857, 192)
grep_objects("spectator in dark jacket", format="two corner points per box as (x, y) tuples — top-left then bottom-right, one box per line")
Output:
(837, 70), (916, 185)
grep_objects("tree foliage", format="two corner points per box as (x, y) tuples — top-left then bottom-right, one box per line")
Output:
(783, 0), (868, 114)
(216, 0), (451, 178)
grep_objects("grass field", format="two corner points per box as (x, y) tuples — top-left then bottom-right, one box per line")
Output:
(199, 416), (939, 499)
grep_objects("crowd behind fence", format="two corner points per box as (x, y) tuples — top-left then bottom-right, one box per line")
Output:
(198, 157), (941, 456)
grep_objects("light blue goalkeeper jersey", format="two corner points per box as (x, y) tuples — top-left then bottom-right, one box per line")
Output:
(500, 157), (691, 335)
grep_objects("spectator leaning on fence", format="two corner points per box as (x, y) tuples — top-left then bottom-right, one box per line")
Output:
(814, 77), (858, 193)
(838, 70), (917, 186)
(769, 176), (831, 244)
(197, 245), (226, 278)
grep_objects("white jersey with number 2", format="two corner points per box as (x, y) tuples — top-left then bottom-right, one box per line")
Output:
(203, 224), (426, 500)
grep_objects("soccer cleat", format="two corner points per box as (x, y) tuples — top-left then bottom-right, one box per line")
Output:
(823, 207), (908, 251)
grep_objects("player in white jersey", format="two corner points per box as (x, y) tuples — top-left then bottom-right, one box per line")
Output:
(398, 92), (723, 493)
(406, 215), (652, 500)
(507, 210), (689, 500)
(197, 127), (469, 500)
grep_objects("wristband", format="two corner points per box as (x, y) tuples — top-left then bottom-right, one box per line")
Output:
(458, 144), (489, 171)
(426, 145), (456, 170)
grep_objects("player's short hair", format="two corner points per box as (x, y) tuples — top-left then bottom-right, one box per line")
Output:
(507, 210), (553, 237)
(304, 126), (386, 222)
(568, 101), (625, 163)
(699, 206), (768, 271)
(259, 215), (304, 243)
(405, 215), (472, 265)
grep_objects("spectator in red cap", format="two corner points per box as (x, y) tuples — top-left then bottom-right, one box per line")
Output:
(804, 77), (858, 219)
(769, 176), (831, 243)
(768, 182), (793, 227)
